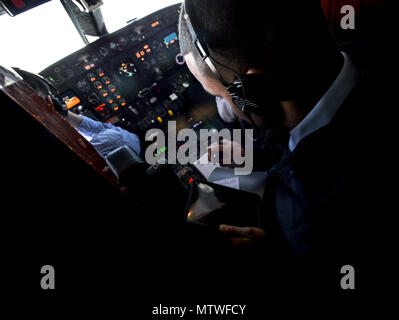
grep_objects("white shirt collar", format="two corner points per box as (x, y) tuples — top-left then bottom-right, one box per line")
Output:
(288, 52), (359, 152)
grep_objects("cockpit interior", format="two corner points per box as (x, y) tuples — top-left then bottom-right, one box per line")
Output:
(0, 0), (393, 309)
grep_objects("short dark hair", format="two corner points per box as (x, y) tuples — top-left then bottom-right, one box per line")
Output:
(178, 0), (273, 76)
(178, 0), (340, 97)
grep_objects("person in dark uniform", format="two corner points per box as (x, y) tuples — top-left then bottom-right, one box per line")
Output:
(178, 0), (373, 259)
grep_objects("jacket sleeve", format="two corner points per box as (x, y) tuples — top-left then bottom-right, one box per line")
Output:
(77, 115), (114, 137)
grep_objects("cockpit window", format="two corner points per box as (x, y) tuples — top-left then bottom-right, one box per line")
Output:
(0, 0), (180, 73)
(0, 1), (84, 73)
(101, 0), (179, 33)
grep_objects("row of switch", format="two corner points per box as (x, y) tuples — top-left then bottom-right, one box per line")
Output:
(87, 69), (128, 119)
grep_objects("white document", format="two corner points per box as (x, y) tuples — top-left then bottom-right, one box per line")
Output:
(213, 177), (240, 190)
(193, 153), (220, 180)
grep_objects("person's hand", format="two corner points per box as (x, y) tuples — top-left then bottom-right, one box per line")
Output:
(207, 140), (244, 167)
(219, 224), (265, 246)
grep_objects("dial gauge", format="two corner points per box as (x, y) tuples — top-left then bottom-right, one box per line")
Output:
(118, 62), (138, 78)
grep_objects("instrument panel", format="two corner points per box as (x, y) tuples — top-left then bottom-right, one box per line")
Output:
(39, 4), (217, 138)
(39, 3), (225, 190)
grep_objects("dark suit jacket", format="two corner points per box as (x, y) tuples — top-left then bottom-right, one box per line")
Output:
(258, 80), (374, 260)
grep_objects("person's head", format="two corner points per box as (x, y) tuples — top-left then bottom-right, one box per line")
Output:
(178, 0), (342, 127)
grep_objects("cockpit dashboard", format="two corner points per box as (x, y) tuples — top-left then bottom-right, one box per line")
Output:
(39, 4), (221, 139)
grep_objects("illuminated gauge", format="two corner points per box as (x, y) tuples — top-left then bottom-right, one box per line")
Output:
(119, 98), (127, 107)
(163, 32), (178, 48)
(114, 92), (122, 100)
(102, 76), (111, 84)
(87, 93), (100, 104)
(151, 20), (160, 28)
(77, 79), (91, 92)
(143, 44), (151, 53)
(99, 47), (109, 57)
(94, 81), (103, 90)
(108, 84), (116, 92)
(100, 89), (109, 97)
(94, 103), (106, 112)
(118, 62), (137, 78)
(105, 96), (114, 104)
(111, 103), (119, 111)
(97, 68), (105, 77)
(87, 73), (96, 82)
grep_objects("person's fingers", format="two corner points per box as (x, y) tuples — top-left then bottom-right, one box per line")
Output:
(219, 224), (249, 237)
(207, 142), (234, 162)
(207, 142), (220, 151)
(250, 228), (266, 240)
(219, 141), (234, 166)
(228, 140), (245, 157)
(219, 224), (250, 237)
(228, 237), (253, 246)
(208, 143), (222, 163)
(219, 224), (265, 240)
(207, 141), (243, 167)
(221, 139), (232, 146)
